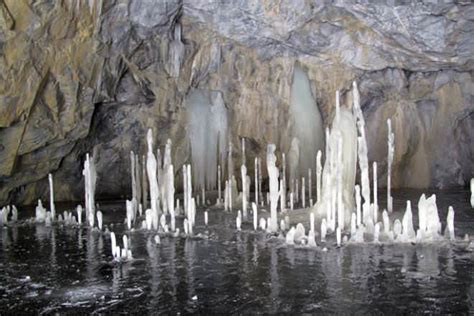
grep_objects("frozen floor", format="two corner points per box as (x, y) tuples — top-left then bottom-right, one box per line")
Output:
(0, 189), (473, 314)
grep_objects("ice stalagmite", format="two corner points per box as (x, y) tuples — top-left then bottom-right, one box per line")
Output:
(470, 178), (474, 208)
(146, 129), (160, 230)
(267, 144), (280, 233)
(83, 153), (97, 228)
(401, 201), (416, 241)
(352, 82), (371, 223)
(387, 119), (394, 213)
(316, 150), (322, 203)
(312, 88), (357, 228)
(142, 155), (148, 209)
(241, 164), (248, 219)
(48, 174), (56, 221)
(417, 194), (441, 241)
(445, 206), (455, 241)
(254, 159), (258, 207)
(168, 165), (175, 231)
(373, 162), (378, 222)
(252, 202), (258, 231)
(218, 164), (222, 205)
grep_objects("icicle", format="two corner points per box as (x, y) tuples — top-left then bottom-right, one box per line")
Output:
(254, 158), (258, 208)
(310, 212), (315, 233)
(382, 209), (390, 234)
(374, 223), (380, 243)
(252, 202), (258, 231)
(168, 165), (175, 231)
(308, 169), (312, 204)
(351, 212), (356, 235)
(204, 210), (208, 226)
(290, 193), (294, 211)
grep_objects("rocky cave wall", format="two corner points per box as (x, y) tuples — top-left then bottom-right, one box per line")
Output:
(0, 0), (473, 205)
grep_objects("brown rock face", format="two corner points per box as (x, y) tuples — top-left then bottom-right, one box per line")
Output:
(0, 1), (473, 205)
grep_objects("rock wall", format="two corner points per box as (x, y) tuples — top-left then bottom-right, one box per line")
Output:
(0, 0), (473, 205)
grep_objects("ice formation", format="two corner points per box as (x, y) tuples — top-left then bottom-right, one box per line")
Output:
(417, 194), (441, 241)
(290, 66), (324, 178)
(97, 210), (103, 230)
(83, 153), (97, 227)
(204, 210), (208, 226)
(35, 199), (47, 222)
(241, 164), (248, 219)
(294, 223), (306, 243)
(387, 119), (395, 213)
(316, 150), (322, 203)
(471, 178), (474, 208)
(186, 90), (228, 191)
(312, 88), (357, 230)
(267, 144), (280, 233)
(445, 206), (455, 241)
(285, 227), (295, 245)
(236, 210), (242, 231)
(146, 129), (160, 230)
(48, 174), (56, 221)
(77, 205), (83, 225)
(352, 82), (371, 225)
(110, 232), (132, 261)
(252, 203), (258, 231)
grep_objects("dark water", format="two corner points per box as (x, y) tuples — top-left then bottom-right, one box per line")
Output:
(1, 189), (473, 314)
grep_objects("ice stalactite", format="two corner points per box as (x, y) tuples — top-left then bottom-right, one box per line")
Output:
(186, 90), (228, 192)
(48, 174), (56, 221)
(290, 66), (324, 178)
(387, 119), (395, 213)
(217, 165), (222, 205)
(168, 23), (184, 78)
(146, 129), (160, 230)
(267, 144), (280, 233)
(83, 153), (97, 228)
(252, 202), (258, 231)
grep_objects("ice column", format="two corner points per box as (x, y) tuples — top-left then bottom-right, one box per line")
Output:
(267, 144), (280, 232)
(48, 173), (56, 220)
(387, 119), (394, 213)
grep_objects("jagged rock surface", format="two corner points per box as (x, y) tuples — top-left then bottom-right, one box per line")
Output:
(0, 0), (473, 205)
